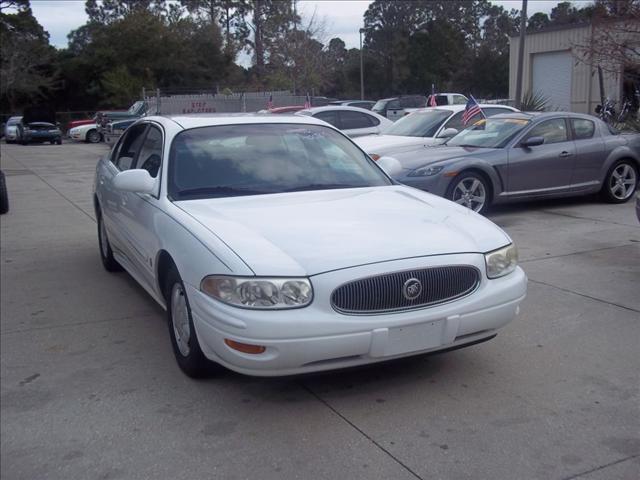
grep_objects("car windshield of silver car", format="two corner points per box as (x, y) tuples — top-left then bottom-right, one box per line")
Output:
(384, 110), (451, 137)
(447, 118), (530, 148)
(168, 123), (392, 200)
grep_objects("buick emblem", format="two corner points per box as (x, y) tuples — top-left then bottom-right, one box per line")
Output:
(402, 278), (422, 300)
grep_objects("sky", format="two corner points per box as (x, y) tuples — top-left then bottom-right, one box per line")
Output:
(30, 0), (594, 61)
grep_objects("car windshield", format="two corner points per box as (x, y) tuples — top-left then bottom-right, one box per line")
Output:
(168, 123), (392, 199)
(447, 118), (531, 148)
(384, 110), (451, 137)
(371, 100), (388, 113)
(7, 117), (21, 126)
(127, 101), (144, 115)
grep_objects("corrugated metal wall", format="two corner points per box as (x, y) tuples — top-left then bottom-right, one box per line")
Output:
(509, 25), (621, 113)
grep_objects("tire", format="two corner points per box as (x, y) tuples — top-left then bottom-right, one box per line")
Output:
(446, 171), (491, 214)
(0, 171), (9, 214)
(97, 211), (123, 272)
(601, 160), (638, 203)
(165, 266), (212, 378)
(86, 129), (101, 144)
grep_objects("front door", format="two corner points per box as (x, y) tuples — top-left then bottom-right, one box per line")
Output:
(507, 118), (575, 194)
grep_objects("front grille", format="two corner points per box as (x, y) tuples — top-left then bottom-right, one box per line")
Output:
(331, 266), (480, 314)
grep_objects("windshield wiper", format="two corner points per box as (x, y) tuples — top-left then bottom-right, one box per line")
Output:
(176, 186), (268, 198)
(284, 183), (361, 192)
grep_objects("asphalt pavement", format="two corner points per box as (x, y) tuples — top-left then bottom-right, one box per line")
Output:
(1, 141), (639, 480)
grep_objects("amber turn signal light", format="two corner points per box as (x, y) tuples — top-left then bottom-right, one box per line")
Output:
(224, 339), (266, 354)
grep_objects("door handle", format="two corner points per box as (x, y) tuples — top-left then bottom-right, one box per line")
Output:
(559, 151), (573, 157)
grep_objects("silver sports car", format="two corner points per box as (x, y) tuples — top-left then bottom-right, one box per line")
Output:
(388, 112), (640, 213)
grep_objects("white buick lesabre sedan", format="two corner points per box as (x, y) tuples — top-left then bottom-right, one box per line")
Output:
(93, 114), (527, 378)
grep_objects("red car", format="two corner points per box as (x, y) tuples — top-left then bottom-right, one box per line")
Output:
(66, 118), (96, 131)
(267, 105), (306, 114)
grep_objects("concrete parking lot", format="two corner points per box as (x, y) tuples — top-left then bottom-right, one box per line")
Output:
(1, 140), (639, 480)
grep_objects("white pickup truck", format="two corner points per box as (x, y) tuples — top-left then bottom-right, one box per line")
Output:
(372, 93), (469, 121)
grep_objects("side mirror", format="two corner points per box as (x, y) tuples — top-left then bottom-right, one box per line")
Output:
(438, 127), (459, 139)
(377, 156), (403, 177)
(521, 136), (545, 148)
(113, 169), (155, 194)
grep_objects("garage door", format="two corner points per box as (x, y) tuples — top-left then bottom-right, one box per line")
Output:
(532, 51), (572, 110)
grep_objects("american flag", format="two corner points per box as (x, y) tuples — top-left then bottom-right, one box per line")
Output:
(304, 92), (311, 109)
(267, 94), (273, 109)
(429, 84), (437, 107)
(462, 95), (484, 125)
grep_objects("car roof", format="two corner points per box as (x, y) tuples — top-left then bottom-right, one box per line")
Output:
(489, 111), (597, 121)
(299, 105), (380, 114)
(411, 104), (519, 114)
(149, 113), (332, 130)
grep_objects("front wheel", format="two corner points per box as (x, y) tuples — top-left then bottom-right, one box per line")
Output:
(601, 160), (638, 203)
(86, 129), (101, 144)
(446, 172), (491, 214)
(165, 267), (212, 378)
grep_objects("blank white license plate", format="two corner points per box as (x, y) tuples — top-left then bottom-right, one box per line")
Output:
(385, 320), (446, 357)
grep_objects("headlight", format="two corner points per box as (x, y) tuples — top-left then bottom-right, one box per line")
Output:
(407, 165), (444, 177)
(201, 276), (313, 309)
(485, 244), (518, 279)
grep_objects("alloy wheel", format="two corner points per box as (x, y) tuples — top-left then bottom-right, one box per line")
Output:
(609, 163), (637, 200)
(452, 177), (487, 212)
(88, 130), (101, 143)
(171, 283), (191, 357)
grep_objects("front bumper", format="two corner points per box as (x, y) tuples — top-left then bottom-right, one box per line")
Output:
(398, 172), (451, 197)
(187, 254), (527, 376)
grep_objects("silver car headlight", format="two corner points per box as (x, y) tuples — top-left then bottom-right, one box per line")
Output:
(407, 165), (444, 177)
(485, 244), (518, 279)
(200, 276), (313, 309)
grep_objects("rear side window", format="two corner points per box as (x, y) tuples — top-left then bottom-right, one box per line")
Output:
(571, 118), (595, 140)
(339, 111), (377, 129)
(314, 111), (340, 128)
(452, 95), (468, 105)
(525, 118), (569, 144)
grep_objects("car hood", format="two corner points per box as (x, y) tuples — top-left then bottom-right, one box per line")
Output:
(176, 186), (510, 276)
(353, 135), (440, 155)
(394, 146), (502, 172)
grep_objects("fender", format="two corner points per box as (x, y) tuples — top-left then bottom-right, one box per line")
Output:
(599, 142), (640, 184)
(443, 157), (505, 201)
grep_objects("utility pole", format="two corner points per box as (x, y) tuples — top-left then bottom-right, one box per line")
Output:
(514, 0), (527, 109)
(359, 28), (365, 100)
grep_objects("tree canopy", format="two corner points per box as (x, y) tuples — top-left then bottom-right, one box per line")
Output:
(1, 0), (637, 113)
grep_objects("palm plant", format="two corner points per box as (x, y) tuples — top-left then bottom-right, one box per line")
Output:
(519, 90), (550, 112)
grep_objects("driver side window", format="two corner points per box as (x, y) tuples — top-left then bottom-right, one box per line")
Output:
(136, 125), (163, 178)
(524, 118), (568, 145)
(111, 124), (148, 171)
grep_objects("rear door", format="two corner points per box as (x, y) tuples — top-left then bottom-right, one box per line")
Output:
(338, 110), (380, 137)
(569, 117), (605, 187)
(507, 118), (575, 194)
